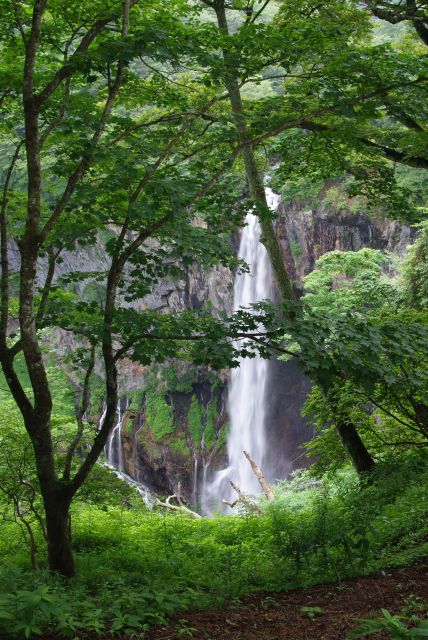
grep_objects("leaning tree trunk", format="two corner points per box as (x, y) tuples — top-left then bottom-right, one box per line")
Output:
(336, 419), (375, 475)
(327, 385), (375, 475)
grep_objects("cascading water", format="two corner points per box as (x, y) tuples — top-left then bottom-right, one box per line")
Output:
(203, 187), (280, 513)
(101, 399), (154, 508)
(106, 397), (129, 470)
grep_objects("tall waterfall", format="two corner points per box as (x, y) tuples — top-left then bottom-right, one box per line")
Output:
(203, 187), (280, 512)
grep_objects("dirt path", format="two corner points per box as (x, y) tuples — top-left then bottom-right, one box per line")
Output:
(145, 559), (428, 640)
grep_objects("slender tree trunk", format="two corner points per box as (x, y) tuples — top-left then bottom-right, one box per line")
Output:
(336, 418), (375, 475)
(212, 0), (296, 309)
(21, 519), (40, 572)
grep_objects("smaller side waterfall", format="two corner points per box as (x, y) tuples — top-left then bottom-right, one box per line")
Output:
(100, 399), (154, 507)
(105, 397), (129, 470)
(203, 187), (280, 513)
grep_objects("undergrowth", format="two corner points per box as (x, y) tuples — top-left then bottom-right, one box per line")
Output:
(0, 451), (427, 638)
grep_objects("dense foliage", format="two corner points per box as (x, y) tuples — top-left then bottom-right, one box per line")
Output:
(0, 452), (427, 638)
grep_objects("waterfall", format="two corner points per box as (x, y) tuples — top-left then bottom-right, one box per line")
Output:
(203, 187), (280, 513)
(100, 400), (154, 508)
(105, 398), (128, 470)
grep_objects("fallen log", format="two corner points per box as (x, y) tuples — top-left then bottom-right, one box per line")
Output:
(156, 482), (202, 519)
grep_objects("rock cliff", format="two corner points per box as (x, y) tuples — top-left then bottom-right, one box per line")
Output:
(262, 201), (414, 484)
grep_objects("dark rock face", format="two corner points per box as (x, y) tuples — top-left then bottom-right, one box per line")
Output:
(121, 408), (190, 496)
(119, 381), (228, 501)
(275, 203), (413, 290)
(264, 358), (313, 482)
(259, 203), (415, 481)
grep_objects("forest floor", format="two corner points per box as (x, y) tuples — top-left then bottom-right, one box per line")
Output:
(144, 557), (428, 640)
(13, 557), (427, 640)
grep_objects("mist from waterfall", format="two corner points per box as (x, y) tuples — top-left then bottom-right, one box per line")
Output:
(203, 187), (280, 513)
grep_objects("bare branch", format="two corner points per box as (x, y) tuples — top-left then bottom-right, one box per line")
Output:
(243, 449), (273, 500)
(156, 483), (202, 519)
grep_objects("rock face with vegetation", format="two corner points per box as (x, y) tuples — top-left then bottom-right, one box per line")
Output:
(111, 189), (415, 500)
(120, 372), (228, 501)
(276, 200), (414, 290)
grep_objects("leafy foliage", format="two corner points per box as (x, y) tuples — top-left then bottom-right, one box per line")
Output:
(349, 609), (428, 639)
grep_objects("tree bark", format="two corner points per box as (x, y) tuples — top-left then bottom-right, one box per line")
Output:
(322, 382), (375, 475)
(43, 490), (74, 576)
(336, 418), (375, 475)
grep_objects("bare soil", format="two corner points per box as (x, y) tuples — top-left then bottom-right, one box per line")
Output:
(10, 558), (427, 640)
(145, 558), (428, 640)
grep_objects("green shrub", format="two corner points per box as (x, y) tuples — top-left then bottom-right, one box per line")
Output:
(348, 609), (428, 639)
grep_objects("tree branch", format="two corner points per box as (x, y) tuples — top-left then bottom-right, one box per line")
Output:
(36, 0), (140, 106)
(63, 345), (96, 481)
(0, 141), (24, 342)
(39, 4), (133, 245)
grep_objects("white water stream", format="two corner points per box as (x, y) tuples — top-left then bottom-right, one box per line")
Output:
(101, 400), (154, 508)
(106, 398), (129, 471)
(203, 188), (280, 513)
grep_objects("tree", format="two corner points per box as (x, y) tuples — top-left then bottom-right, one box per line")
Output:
(0, 0), (245, 576)
(292, 248), (428, 472)
(0, 401), (47, 571)
(1, 0), (426, 575)
(366, 0), (428, 45)
(192, 1), (427, 221)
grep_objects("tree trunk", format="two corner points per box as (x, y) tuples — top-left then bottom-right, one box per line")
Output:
(336, 418), (374, 475)
(326, 383), (375, 475)
(43, 491), (74, 577)
(212, 0), (296, 310)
